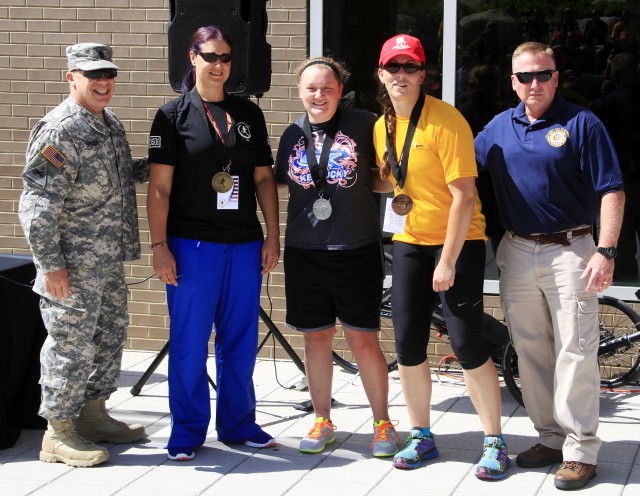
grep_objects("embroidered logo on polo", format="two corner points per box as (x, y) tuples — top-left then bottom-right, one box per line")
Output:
(546, 128), (569, 147)
(149, 136), (161, 148)
(236, 122), (251, 140)
(288, 131), (358, 189)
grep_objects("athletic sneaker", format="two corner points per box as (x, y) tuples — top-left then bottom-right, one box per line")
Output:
(299, 417), (336, 454)
(475, 435), (511, 480)
(393, 428), (439, 469)
(371, 420), (401, 457)
(167, 447), (195, 461)
(244, 429), (276, 448)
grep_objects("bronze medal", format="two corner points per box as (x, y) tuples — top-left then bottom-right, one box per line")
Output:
(391, 193), (413, 216)
(312, 198), (332, 220)
(212, 171), (233, 193)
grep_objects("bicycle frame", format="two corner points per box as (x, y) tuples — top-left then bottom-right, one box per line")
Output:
(599, 330), (640, 356)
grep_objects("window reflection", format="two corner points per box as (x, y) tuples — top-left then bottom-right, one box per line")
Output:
(323, 0), (443, 109)
(456, 2), (640, 286)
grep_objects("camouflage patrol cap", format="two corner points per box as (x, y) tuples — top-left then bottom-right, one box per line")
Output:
(66, 43), (119, 71)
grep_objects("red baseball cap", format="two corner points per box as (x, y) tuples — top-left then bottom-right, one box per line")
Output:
(379, 34), (426, 66)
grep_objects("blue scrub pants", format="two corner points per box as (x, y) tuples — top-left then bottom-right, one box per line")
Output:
(166, 237), (263, 450)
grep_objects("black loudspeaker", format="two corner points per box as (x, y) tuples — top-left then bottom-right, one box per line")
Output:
(168, 0), (271, 96)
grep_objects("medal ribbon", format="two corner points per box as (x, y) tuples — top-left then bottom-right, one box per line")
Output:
(302, 109), (341, 198)
(385, 92), (425, 189)
(203, 101), (236, 171)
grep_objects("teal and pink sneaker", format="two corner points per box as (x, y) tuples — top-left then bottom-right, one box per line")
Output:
(475, 435), (511, 480)
(392, 428), (439, 469)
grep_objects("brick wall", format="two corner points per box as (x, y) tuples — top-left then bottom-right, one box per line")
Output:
(0, 0), (309, 360)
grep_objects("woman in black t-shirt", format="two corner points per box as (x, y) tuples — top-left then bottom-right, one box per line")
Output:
(275, 56), (399, 457)
(147, 25), (279, 461)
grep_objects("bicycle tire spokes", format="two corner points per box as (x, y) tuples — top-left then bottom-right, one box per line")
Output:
(597, 297), (640, 388)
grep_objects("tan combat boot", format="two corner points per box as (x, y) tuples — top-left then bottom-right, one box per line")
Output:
(40, 420), (109, 467)
(74, 399), (145, 444)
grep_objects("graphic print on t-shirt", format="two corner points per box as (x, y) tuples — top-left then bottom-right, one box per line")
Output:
(287, 131), (358, 189)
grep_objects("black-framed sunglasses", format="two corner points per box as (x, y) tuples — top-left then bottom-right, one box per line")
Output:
(382, 62), (425, 74)
(81, 69), (118, 80)
(196, 51), (232, 63)
(513, 70), (555, 84)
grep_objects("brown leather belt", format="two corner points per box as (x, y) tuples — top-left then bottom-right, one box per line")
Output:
(514, 226), (592, 246)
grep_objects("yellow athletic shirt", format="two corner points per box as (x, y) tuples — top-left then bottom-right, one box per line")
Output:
(373, 95), (486, 245)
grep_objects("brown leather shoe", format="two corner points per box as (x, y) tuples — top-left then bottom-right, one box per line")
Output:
(516, 443), (563, 468)
(554, 461), (596, 490)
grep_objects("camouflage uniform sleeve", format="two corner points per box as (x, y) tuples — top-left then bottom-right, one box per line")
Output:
(133, 156), (149, 183)
(18, 123), (80, 274)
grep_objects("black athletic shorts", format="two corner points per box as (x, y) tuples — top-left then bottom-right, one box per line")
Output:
(284, 242), (383, 332)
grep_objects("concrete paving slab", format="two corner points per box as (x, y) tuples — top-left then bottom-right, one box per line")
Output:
(1, 351), (639, 495)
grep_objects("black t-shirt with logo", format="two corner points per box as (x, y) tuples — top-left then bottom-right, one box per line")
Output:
(275, 106), (380, 250)
(148, 88), (273, 243)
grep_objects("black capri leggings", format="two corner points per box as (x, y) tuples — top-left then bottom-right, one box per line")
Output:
(391, 239), (489, 369)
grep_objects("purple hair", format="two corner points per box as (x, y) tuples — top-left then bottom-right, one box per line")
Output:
(180, 25), (233, 94)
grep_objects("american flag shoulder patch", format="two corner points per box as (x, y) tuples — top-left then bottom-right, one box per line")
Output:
(40, 144), (67, 168)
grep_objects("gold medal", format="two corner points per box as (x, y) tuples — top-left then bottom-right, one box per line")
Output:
(391, 193), (413, 216)
(212, 171), (233, 193)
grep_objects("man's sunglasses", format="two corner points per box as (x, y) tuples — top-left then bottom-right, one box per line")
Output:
(82, 69), (118, 80)
(196, 51), (232, 63)
(382, 62), (425, 74)
(513, 70), (555, 84)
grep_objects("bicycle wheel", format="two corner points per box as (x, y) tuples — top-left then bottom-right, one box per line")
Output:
(332, 287), (399, 374)
(501, 341), (524, 406)
(597, 295), (640, 388)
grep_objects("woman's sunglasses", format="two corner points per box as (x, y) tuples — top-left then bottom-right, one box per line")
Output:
(513, 70), (555, 84)
(196, 51), (232, 63)
(382, 62), (424, 74)
(82, 69), (118, 80)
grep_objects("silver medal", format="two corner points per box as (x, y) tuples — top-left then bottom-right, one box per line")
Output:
(312, 198), (332, 220)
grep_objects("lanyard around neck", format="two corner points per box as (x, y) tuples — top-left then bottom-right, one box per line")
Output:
(385, 92), (425, 189)
(203, 101), (236, 148)
(302, 109), (341, 198)
(203, 101), (236, 172)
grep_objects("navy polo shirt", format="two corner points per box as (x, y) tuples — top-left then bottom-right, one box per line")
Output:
(475, 94), (623, 235)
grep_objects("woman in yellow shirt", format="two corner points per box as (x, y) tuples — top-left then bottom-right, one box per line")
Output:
(373, 34), (509, 480)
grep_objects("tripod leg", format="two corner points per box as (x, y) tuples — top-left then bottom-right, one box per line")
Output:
(258, 307), (342, 412)
(133, 310), (301, 400)
(131, 340), (216, 396)
(259, 307), (306, 374)
(130, 341), (169, 396)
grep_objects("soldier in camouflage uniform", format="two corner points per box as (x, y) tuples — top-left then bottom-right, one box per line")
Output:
(18, 43), (149, 467)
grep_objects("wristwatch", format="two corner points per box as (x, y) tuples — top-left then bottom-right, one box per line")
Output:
(597, 246), (618, 260)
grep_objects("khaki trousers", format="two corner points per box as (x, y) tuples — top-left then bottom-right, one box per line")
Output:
(497, 231), (601, 464)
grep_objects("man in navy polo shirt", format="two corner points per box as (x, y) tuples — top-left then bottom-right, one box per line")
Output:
(475, 42), (624, 491)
